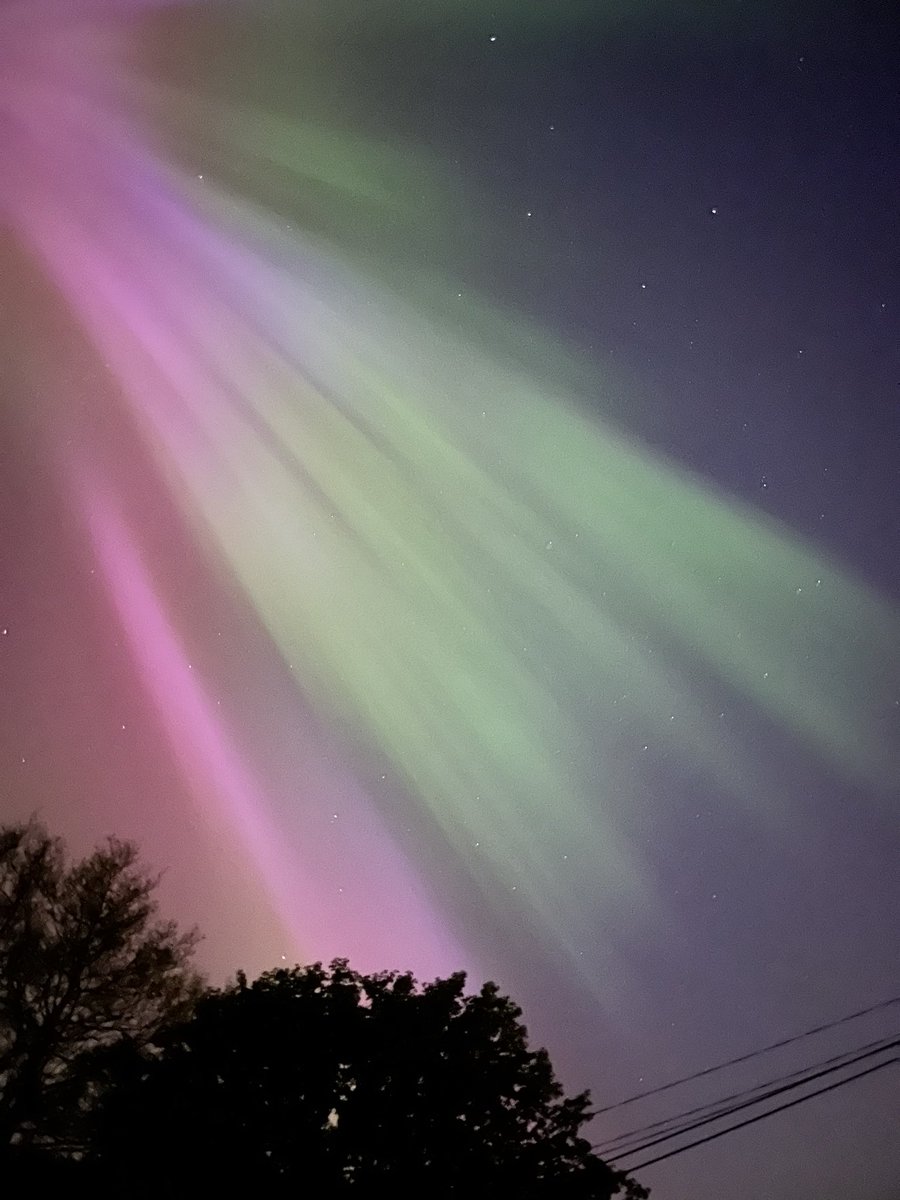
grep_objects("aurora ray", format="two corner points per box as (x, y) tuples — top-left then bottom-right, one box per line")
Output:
(3, 1), (897, 996)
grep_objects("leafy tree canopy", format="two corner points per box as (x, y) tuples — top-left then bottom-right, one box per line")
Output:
(95, 958), (647, 1198)
(1, 822), (647, 1197)
(0, 820), (202, 1154)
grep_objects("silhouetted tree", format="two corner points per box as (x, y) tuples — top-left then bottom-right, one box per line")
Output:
(93, 959), (648, 1198)
(0, 820), (202, 1157)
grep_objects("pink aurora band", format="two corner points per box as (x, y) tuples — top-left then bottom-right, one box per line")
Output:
(3, 1), (897, 995)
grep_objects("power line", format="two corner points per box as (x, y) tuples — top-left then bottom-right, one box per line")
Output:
(593, 1032), (900, 1156)
(605, 1036), (900, 1164)
(592, 993), (900, 1115)
(621, 1054), (898, 1173)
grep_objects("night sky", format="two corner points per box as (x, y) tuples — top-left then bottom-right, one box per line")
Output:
(1, 3), (898, 1197)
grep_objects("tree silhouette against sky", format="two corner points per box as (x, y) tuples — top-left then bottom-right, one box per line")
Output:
(0, 820), (201, 1155)
(95, 959), (647, 1198)
(0, 821), (646, 1197)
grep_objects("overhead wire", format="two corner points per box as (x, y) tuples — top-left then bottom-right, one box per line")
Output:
(593, 1032), (900, 1156)
(592, 993), (900, 1115)
(621, 1054), (898, 1172)
(603, 1036), (900, 1164)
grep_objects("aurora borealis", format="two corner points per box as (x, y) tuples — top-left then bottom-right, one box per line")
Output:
(2, 3), (898, 1197)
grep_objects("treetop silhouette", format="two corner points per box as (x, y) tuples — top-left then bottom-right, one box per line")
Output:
(0, 821), (646, 1197)
(96, 958), (647, 1197)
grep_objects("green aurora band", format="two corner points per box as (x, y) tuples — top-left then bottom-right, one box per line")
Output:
(5, 2), (898, 991)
